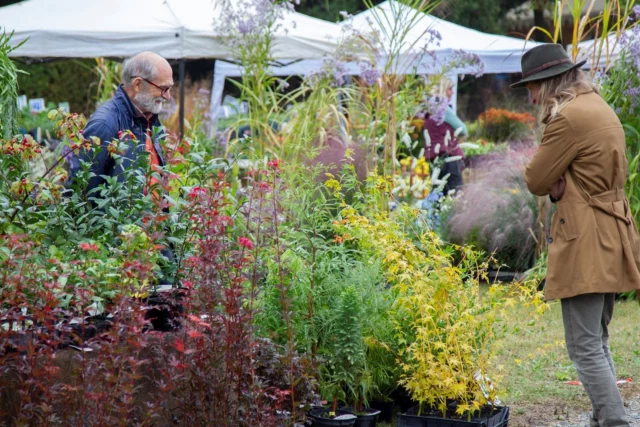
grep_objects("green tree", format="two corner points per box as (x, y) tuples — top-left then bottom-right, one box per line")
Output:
(0, 0), (22, 7)
(436, 0), (534, 34)
(17, 59), (97, 115)
(0, 32), (22, 138)
(437, 0), (506, 33)
(296, 0), (384, 21)
(297, 0), (531, 34)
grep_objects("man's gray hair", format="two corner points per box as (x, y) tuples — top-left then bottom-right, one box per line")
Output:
(122, 54), (157, 88)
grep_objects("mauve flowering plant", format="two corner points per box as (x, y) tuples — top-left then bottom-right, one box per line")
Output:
(449, 50), (485, 79)
(215, 0), (306, 157)
(215, 0), (299, 51)
(359, 62), (382, 86)
(416, 94), (449, 125)
(442, 146), (552, 271)
(599, 18), (640, 221)
(619, 24), (640, 112)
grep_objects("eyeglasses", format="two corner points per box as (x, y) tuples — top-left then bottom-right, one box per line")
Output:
(133, 76), (172, 96)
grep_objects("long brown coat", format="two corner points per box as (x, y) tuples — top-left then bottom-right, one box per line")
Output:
(525, 91), (640, 301)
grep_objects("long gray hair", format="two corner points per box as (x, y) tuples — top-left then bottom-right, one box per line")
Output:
(537, 68), (600, 123)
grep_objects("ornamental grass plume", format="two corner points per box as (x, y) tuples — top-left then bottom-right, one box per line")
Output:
(443, 145), (551, 271)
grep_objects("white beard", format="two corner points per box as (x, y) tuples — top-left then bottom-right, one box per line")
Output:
(134, 91), (165, 115)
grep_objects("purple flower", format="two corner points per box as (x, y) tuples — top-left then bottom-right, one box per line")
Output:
(237, 19), (256, 36)
(449, 50), (485, 77)
(331, 61), (348, 87)
(625, 86), (640, 111)
(359, 62), (381, 85)
(592, 69), (609, 86)
(420, 95), (448, 125)
(424, 28), (442, 48)
(307, 58), (349, 87)
(215, 0), (298, 52)
(633, 5), (640, 19)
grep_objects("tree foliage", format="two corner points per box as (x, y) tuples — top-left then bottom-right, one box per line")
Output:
(297, 0), (532, 34)
(16, 59), (97, 116)
(0, 31), (23, 139)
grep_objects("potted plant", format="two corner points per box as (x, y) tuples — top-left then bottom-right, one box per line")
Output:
(313, 286), (367, 427)
(332, 202), (546, 427)
(393, 242), (523, 427)
(346, 405), (381, 427)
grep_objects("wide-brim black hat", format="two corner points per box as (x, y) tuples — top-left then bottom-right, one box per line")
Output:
(511, 43), (587, 88)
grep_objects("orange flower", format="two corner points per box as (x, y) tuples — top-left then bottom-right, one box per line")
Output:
(479, 108), (534, 126)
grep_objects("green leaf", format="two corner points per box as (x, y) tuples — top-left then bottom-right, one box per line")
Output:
(108, 207), (121, 220)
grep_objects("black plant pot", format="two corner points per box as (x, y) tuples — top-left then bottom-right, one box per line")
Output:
(486, 270), (524, 284)
(389, 387), (415, 414)
(143, 286), (189, 332)
(354, 408), (381, 427)
(65, 314), (112, 343)
(342, 407), (381, 427)
(370, 399), (394, 423)
(396, 405), (509, 427)
(308, 408), (357, 427)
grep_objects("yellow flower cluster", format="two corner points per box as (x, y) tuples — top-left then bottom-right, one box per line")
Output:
(395, 156), (432, 200)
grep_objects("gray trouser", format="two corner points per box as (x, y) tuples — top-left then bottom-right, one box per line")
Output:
(561, 293), (629, 427)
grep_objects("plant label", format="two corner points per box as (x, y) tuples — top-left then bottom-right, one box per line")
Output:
(17, 95), (27, 111)
(29, 98), (46, 114)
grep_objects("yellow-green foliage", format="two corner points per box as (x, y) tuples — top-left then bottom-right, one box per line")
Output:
(333, 177), (548, 418)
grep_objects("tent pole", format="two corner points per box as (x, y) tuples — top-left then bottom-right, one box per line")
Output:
(179, 58), (186, 139)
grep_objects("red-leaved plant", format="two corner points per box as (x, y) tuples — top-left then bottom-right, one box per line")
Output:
(1, 159), (314, 426)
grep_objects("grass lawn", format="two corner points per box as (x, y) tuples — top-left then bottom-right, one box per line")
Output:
(496, 299), (640, 404)
(495, 298), (640, 425)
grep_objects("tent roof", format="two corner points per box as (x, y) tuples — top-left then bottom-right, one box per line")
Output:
(352, 0), (535, 55)
(346, 0), (537, 74)
(0, 0), (342, 59)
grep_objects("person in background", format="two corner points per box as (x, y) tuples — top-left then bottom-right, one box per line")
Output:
(69, 51), (173, 197)
(422, 78), (468, 196)
(68, 51), (175, 286)
(439, 78), (468, 140)
(515, 43), (640, 427)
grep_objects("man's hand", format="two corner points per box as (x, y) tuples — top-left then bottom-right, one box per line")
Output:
(551, 175), (566, 201)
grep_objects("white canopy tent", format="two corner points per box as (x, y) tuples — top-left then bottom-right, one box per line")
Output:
(347, 0), (539, 74)
(209, 0), (538, 120)
(0, 0), (343, 60)
(0, 0), (344, 135)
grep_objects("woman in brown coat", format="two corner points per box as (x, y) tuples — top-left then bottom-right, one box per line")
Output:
(513, 44), (640, 427)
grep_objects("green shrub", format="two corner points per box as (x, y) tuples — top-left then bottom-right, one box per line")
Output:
(17, 59), (97, 116)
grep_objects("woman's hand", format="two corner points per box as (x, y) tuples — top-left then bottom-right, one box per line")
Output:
(551, 175), (566, 201)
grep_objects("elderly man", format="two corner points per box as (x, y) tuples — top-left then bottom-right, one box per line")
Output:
(70, 51), (173, 196)
(69, 52), (175, 292)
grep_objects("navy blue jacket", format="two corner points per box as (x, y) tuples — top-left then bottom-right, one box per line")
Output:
(70, 85), (166, 196)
